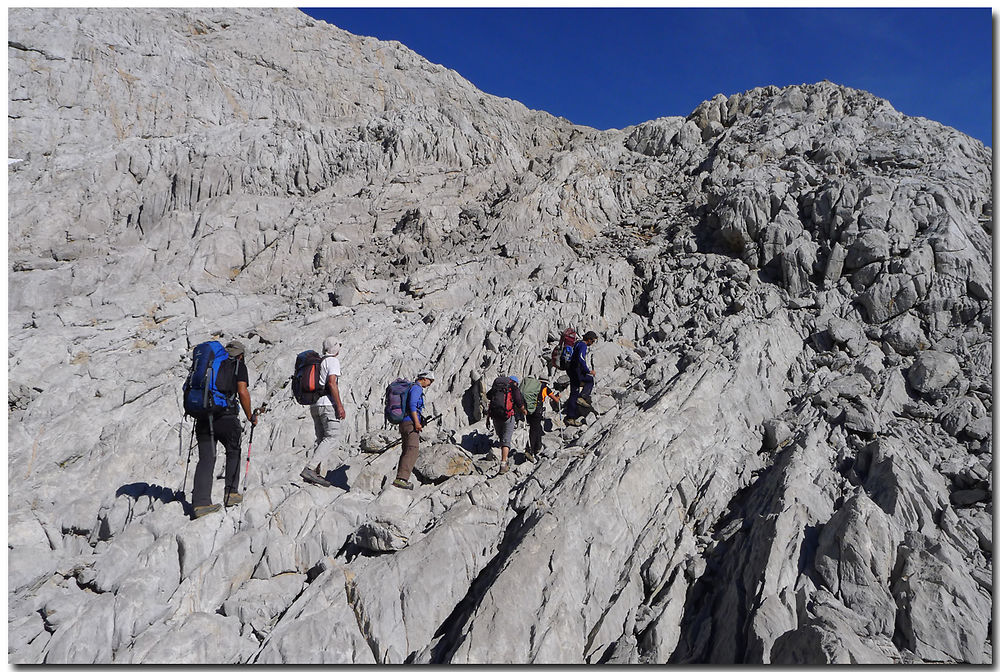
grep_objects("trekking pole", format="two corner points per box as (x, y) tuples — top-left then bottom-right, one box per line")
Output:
(557, 398), (565, 444)
(242, 405), (266, 495)
(181, 418), (196, 501)
(364, 414), (442, 464)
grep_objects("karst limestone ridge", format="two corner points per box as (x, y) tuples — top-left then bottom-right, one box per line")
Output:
(8, 7), (992, 664)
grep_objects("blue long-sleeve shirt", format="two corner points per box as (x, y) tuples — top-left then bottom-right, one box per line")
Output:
(571, 341), (590, 378)
(406, 382), (425, 423)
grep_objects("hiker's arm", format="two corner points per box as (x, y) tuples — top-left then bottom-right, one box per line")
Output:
(410, 410), (422, 432)
(237, 381), (257, 425)
(515, 389), (527, 417)
(327, 374), (346, 419)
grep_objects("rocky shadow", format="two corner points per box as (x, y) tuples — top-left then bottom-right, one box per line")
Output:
(115, 481), (191, 516)
(322, 465), (351, 492)
(460, 430), (493, 456)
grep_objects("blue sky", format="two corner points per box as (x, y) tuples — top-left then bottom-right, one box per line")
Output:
(300, 7), (992, 147)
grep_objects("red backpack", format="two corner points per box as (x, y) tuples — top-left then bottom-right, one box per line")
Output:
(551, 328), (578, 370)
(292, 350), (326, 405)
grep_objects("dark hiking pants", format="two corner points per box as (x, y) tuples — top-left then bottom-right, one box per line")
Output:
(527, 413), (544, 455)
(566, 373), (595, 419)
(193, 413), (242, 507)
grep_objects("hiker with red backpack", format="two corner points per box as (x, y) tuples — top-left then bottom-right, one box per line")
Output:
(486, 375), (528, 475)
(184, 340), (259, 519)
(564, 331), (599, 426)
(294, 337), (346, 487)
(387, 371), (435, 490)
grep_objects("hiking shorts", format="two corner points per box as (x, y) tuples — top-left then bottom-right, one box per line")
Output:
(492, 414), (516, 448)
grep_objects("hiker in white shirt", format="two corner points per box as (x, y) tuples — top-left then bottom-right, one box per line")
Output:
(301, 337), (346, 487)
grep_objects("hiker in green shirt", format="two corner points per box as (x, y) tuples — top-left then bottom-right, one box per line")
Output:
(520, 377), (560, 463)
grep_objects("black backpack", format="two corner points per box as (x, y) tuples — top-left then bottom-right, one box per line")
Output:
(486, 376), (514, 419)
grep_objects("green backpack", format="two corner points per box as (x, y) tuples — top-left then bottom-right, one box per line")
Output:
(520, 377), (543, 414)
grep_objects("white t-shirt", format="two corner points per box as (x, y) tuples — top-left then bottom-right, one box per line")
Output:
(314, 355), (342, 407)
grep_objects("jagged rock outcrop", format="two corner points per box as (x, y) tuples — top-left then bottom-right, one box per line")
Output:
(8, 8), (992, 664)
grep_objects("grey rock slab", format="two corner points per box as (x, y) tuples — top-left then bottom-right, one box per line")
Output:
(40, 592), (115, 664)
(813, 494), (896, 637)
(126, 611), (257, 664)
(5, 9), (993, 666)
(892, 532), (991, 663)
(8, 614), (50, 664)
(220, 574), (307, 637)
(949, 488), (989, 506)
(907, 350), (962, 396)
(349, 479), (513, 662)
(937, 394), (987, 437)
(254, 562), (377, 663)
(413, 443), (474, 483)
(761, 418), (792, 451)
(882, 313), (927, 355)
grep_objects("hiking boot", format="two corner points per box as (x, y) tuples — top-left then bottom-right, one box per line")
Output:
(300, 467), (331, 487)
(224, 492), (243, 507)
(193, 503), (222, 519)
(577, 397), (593, 410)
(498, 461), (509, 475)
(392, 477), (414, 490)
(524, 450), (537, 464)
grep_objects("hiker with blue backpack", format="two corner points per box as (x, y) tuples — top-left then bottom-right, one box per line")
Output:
(564, 331), (599, 427)
(293, 337), (346, 487)
(183, 340), (258, 519)
(385, 371), (435, 490)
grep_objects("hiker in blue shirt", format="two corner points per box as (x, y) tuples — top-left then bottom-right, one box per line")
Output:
(392, 371), (435, 490)
(564, 331), (598, 426)
(407, 379), (426, 423)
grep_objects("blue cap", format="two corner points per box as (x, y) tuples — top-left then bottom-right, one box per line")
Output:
(509, 375), (519, 384)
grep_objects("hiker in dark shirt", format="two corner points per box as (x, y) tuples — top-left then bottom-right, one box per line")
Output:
(565, 331), (598, 427)
(487, 375), (527, 475)
(192, 341), (258, 518)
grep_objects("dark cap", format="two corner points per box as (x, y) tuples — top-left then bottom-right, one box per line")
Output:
(583, 331), (599, 341)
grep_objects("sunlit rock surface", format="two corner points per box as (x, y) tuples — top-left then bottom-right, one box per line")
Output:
(8, 7), (992, 664)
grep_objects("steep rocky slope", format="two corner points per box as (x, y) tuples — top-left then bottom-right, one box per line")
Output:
(8, 8), (992, 664)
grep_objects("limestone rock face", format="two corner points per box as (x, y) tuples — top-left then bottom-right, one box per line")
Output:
(8, 8), (992, 665)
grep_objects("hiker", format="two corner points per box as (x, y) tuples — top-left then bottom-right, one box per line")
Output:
(486, 375), (527, 475)
(300, 337), (346, 487)
(392, 371), (435, 490)
(565, 331), (598, 426)
(191, 341), (258, 518)
(521, 376), (560, 462)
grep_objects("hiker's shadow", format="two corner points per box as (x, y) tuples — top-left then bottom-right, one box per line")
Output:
(116, 482), (191, 516)
(323, 465), (351, 492)
(460, 430), (493, 456)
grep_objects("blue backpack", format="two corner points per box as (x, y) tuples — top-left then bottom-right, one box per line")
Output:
(183, 341), (238, 416)
(384, 378), (412, 424)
